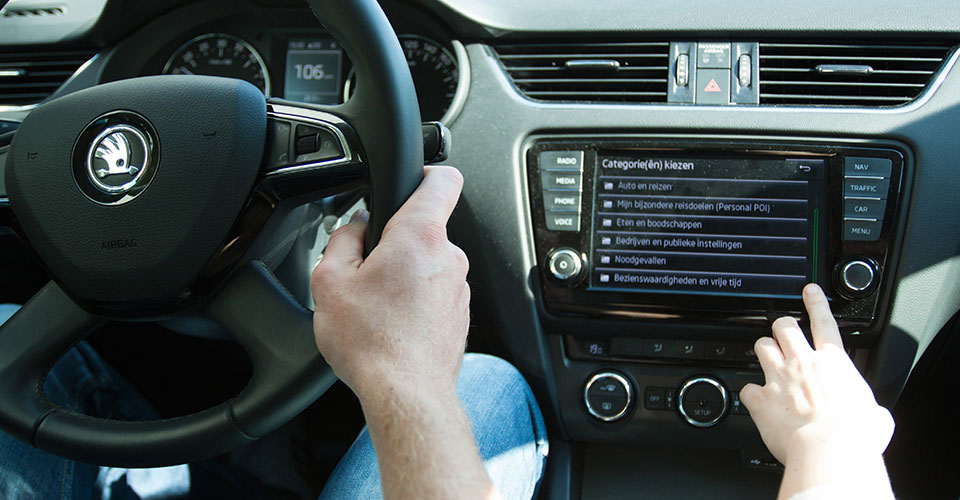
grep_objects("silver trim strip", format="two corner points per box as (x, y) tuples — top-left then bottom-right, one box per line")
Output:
(0, 69), (26, 77)
(678, 377), (728, 428)
(440, 40), (470, 126)
(0, 53), (99, 112)
(583, 371), (633, 422)
(264, 104), (357, 177)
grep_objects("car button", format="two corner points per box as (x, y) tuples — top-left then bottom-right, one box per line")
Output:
(844, 198), (887, 219)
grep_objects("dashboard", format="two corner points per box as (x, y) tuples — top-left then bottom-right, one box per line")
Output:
(2, 0), (960, 498)
(96, 0), (467, 123)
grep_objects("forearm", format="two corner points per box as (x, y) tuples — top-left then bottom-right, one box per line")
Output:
(359, 383), (501, 500)
(779, 433), (894, 500)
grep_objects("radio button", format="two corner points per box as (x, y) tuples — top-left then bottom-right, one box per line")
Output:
(541, 171), (582, 191)
(844, 156), (893, 178)
(844, 198), (886, 219)
(545, 213), (580, 232)
(539, 150), (583, 171)
(547, 248), (583, 281)
(544, 192), (581, 211)
(843, 219), (882, 241)
(843, 178), (890, 199)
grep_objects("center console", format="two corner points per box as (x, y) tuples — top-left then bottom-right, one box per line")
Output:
(526, 136), (910, 467)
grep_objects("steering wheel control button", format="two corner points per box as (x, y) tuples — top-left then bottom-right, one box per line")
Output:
(584, 372), (633, 422)
(547, 248), (583, 282)
(840, 259), (877, 294)
(678, 377), (729, 427)
(293, 124), (345, 163)
(264, 119), (293, 168)
(72, 111), (161, 206)
(844, 157), (893, 178)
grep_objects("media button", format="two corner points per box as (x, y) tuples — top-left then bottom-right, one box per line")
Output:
(844, 156), (893, 178)
(545, 213), (580, 232)
(544, 192), (581, 211)
(539, 150), (583, 171)
(843, 198), (886, 219)
(843, 219), (882, 241)
(843, 178), (890, 199)
(541, 171), (582, 191)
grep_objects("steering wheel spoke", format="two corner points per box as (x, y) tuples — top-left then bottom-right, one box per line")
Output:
(0, 281), (104, 444)
(205, 261), (336, 439)
(259, 101), (367, 203)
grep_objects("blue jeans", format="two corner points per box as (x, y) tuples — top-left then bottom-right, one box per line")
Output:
(0, 304), (548, 500)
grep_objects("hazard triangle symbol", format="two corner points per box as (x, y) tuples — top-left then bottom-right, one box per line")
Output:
(704, 79), (722, 92)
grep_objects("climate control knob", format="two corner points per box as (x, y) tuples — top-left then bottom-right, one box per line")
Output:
(678, 377), (728, 427)
(547, 248), (583, 282)
(583, 372), (633, 422)
(839, 259), (877, 295)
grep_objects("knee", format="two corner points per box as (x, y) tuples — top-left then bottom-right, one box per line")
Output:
(458, 353), (528, 400)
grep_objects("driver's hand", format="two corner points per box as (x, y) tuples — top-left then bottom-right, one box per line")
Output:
(310, 166), (470, 404)
(740, 284), (895, 465)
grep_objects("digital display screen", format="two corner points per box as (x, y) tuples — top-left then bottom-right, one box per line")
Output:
(283, 39), (343, 104)
(591, 154), (825, 298)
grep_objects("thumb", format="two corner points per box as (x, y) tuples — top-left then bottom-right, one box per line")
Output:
(320, 209), (369, 270)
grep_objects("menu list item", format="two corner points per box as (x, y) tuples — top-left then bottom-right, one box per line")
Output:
(591, 154), (824, 297)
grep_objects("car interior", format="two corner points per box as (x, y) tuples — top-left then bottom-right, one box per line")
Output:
(0, 0), (958, 498)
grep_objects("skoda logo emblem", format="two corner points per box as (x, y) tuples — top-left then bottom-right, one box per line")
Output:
(73, 111), (160, 205)
(87, 125), (151, 194)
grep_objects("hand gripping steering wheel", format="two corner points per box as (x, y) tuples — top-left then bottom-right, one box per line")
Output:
(0, 0), (423, 467)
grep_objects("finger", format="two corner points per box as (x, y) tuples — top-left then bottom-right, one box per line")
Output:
(319, 209), (369, 269)
(770, 316), (813, 360)
(386, 166), (464, 232)
(739, 383), (764, 412)
(803, 283), (843, 351)
(754, 336), (785, 377)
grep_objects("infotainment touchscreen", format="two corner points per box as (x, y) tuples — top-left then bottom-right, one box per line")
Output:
(591, 153), (826, 298)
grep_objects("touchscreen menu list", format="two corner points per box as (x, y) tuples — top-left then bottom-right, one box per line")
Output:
(591, 154), (824, 297)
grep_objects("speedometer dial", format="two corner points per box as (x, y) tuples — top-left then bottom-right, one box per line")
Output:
(163, 33), (271, 95)
(343, 35), (458, 122)
(400, 36), (459, 121)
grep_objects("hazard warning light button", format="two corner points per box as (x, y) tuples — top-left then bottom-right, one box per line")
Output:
(695, 69), (730, 105)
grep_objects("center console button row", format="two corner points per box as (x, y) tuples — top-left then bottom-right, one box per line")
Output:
(610, 338), (756, 363)
(539, 150), (584, 232)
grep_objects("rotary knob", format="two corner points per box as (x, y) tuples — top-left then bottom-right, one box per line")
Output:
(583, 372), (633, 422)
(546, 248), (583, 282)
(839, 259), (877, 295)
(678, 377), (729, 428)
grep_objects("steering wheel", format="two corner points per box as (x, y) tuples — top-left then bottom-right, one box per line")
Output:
(0, 0), (422, 467)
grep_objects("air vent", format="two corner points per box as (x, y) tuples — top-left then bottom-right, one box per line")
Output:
(0, 49), (94, 107)
(758, 42), (954, 106)
(495, 42), (669, 103)
(1, 5), (66, 17)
